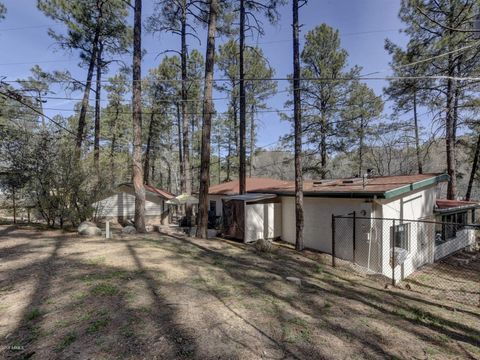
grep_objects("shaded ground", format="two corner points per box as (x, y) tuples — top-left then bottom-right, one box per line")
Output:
(405, 250), (480, 307)
(0, 225), (479, 359)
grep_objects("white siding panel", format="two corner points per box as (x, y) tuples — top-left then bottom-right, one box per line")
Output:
(94, 192), (164, 217)
(379, 186), (438, 280)
(207, 195), (225, 217)
(245, 204), (264, 243)
(281, 196), (370, 253)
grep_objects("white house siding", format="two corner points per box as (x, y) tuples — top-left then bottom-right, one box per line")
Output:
(281, 196), (374, 253)
(378, 186), (437, 281)
(245, 204), (264, 243)
(94, 192), (165, 218)
(434, 228), (476, 261)
(208, 195), (225, 217)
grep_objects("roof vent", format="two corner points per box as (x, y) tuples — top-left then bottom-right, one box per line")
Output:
(342, 178), (362, 184)
(313, 179), (336, 187)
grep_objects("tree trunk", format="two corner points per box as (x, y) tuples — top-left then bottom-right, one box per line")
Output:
(167, 162), (172, 193)
(176, 103), (184, 190)
(181, 0), (193, 223)
(249, 104), (255, 177)
(358, 116), (364, 177)
(293, 0), (304, 251)
(197, 0), (218, 238)
(132, 0), (146, 232)
(12, 186), (16, 225)
(110, 107), (119, 187)
(320, 121), (327, 179)
(218, 137), (221, 184)
(226, 135), (231, 181)
(76, 23), (101, 157)
(413, 89), (423, 174)
(239, 0), (246, 194)
(445, 62), (457, 200)
(465, 132), (480, 201)
(144, 111), (155, 185)
(94, 41), (103, 173)
(233, 101), (239, 156)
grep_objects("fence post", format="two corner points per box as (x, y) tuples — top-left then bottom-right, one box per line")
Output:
(332, 214), (336, 267)
(392, 219), (395, 286)
(352, 211), (356, 264)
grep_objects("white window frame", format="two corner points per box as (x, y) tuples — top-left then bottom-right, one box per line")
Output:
(391, 222), (410, 252)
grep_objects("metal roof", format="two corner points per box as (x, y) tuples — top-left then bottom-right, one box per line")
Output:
(223, 193), (278, 203)
(209, 174), (449, 199)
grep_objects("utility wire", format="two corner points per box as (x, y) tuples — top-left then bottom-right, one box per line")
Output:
(0, 88), (77, 137)
(5, 74), (480, 84)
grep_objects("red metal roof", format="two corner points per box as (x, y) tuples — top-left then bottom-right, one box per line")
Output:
(209, 178), (293, 195)
(144, 184), (175, 199)
(209, 174), (446, 197)
(436, 199), (479, 209)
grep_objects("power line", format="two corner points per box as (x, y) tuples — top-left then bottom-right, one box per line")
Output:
(0, 88), (77, 137)
(5, 74), (480, 84)
(0, 24), (57, 32)
(255, 28), (400, 46)
(0, 60), (73, 66)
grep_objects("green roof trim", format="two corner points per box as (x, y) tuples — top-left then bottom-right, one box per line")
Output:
(383, 173), (449, 199)
(248, 174), (450, 199)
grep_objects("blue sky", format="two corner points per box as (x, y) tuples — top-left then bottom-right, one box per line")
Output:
(0, 0), (408, 147)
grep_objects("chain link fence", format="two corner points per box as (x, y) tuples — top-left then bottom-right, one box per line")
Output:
(332, 214), (480, 306)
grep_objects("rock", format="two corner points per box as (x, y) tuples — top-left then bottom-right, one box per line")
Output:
(286, 276), (302, 286)
(255, 238), (272, 252)
(207, 229), (218, 238)
(78, 221), (97, 233)
(79, 226), (102, 236)
(145, 225), (155, 233)
(122, 225), (137, 235)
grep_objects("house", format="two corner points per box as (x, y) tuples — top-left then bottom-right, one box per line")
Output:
(93, 183), (174, 225)
(209, 174), (449, 246)
(208, 173), (479, 280)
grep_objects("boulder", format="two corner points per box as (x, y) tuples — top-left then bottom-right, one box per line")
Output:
(79, 225), (102, 236)
(255, 238), (272, 252)
(122, 225), (137, 235)
(145, 225), (155, 233)
(286, 276), (302, 286)
(78, 221), (97, 234)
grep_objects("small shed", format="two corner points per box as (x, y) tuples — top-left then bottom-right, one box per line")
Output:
(222, 193), (281, 243)
(93, 183), (175, 225)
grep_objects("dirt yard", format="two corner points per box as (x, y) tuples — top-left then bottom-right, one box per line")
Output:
(0, 225), (479, 360)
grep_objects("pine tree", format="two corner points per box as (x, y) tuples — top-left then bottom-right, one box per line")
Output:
(197, 0), (219, 239)
(292, 0), (304, 251)
(132, 0), (146, 232)
(38, 0), (130, 158)
(238, 0), (286, 194)
(298, 23), (358, 178)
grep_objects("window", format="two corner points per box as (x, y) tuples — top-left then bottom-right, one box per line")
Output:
(441, 211), (468, 240)
(391, 223), (410, 251)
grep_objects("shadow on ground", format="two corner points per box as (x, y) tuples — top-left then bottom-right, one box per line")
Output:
(0, 226), (479, 359)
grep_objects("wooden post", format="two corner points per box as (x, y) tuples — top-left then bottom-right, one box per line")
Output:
(27, 208), (30, 223)
(392, 219), (396, 286)
(12, 186), (16, 225)
(352, 211), (356, 264)
(332, 214), (336, 267)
